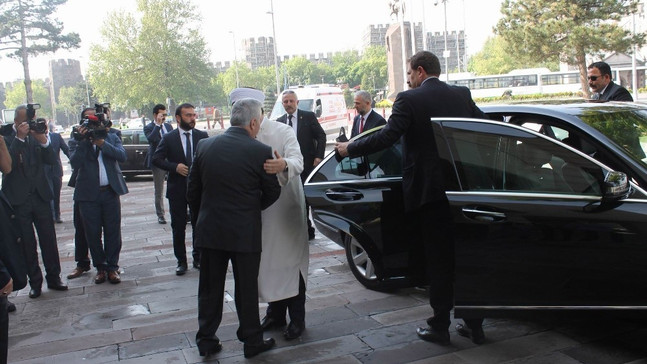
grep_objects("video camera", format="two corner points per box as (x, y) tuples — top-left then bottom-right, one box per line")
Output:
(71, 103), (112, 141)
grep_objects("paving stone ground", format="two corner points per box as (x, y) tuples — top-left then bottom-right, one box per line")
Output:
(6, 167), (647, 363)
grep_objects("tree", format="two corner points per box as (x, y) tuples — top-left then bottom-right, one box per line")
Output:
(57, 82), (91, 126)
(496, 0), (645, 97)
(88, 0), (217, 112)
(468, 36), (559, 76)
(284, 56), (315, 86)
(0, 0), (80, 103)
(354, 46), (388, 94)
(331, 50), (361, 86)
(4, 79), (52, 118)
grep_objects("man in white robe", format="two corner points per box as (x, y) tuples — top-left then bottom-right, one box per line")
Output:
(230, 88), (309, 341)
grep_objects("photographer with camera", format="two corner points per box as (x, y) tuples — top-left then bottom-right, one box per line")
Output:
(1, 104), (68, 299)
(69, 104), (128, 284)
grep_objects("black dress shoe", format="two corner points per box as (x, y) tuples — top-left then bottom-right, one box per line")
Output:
(456, 323), (485, 345)
(260, 316), (287, 331)
(243, 338), (275, 358)
(176, 263), (188, 276)
(47, 277), (69, 291)
(7, 301), (16, 313)
(283, 320), (305, 340)
(193, 261), (200, 270)
(196, 338), (222, 357)
(29, 287), (41, 298)
(416, 326), (450, 344)
(308, 228), (315, 240)
(158, 217), (166, 224)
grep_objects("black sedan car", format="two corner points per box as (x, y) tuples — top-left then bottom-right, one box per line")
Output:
(305, 101), (647, 318)
(119, 129), (152, 178)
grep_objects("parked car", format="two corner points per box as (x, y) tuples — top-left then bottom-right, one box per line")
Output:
(304, 101), (647, 319)
(119, 129), (152, 178)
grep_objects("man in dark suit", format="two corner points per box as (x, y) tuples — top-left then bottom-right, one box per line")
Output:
(351, 90), (386, 138)
(143, 104), (173, 224)
(276, 90), (326, 239)
(337, 51), (487, 345)
(0, 255), (11, 364)
(2, 105), (68, 298)
(188, 98), (280, 358)
(69, 114), (128, 285)
(44, 121), (70, 223)
(152, 103), (208, 275)
(588, 61), (633, 101)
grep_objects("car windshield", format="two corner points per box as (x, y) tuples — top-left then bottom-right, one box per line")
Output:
(578, 109), (647, 168)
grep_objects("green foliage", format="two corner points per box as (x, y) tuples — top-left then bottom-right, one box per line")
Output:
(375, 99), (393, 108)
(343, 88), (353, 109)
(0, 0), (80, 103)
(4, 80), (52, 118)
(57, 82), (92, 125)
(496, 0), (645, 97)
(468, 36), (559, 76)
(88, 0), (221, 111)
(331, 51), (361, 86)
(354, 46), (388, 93)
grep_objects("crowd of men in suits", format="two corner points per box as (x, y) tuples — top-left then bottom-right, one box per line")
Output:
(0, 53), (635, 361)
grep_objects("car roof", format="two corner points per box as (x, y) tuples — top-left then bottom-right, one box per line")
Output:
(481, 100), (647, 118)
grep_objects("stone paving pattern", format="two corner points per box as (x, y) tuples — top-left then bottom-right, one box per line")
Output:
(6, 176), (647, 363)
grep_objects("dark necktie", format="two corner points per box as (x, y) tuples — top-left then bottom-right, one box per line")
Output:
(184, 132), (192, 166)
(359, 116), (365, 133)
(288, 114), (293, 127)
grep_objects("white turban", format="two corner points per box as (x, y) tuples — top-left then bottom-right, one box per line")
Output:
(229, 87), (265, 104)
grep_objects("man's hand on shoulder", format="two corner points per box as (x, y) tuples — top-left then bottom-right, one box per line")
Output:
(264, 150), (287, 174)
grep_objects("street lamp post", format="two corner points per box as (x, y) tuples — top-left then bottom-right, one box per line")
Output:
(434, 0), (450, 81)
(229, 31), (240, 88)
(268, 0), (281, 95)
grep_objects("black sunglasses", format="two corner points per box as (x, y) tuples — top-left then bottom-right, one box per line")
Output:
(587, 75), (601, 81)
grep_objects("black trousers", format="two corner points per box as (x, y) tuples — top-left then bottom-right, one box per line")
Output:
(0, 296), (7, 364)
(266, 273), (306, 324)
(196, 248), (263, 345)
(15, 194), (61, 288)
(73, 201), (91, 269)
(168, 197), (199, 264)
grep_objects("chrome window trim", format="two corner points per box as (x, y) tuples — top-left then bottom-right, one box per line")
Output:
(306, 177), (401, 187)
(447, 190), (602, 201)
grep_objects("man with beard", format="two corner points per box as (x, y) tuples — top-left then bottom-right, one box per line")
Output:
(351, 91), (386, 138)
(153, 103), (208, 275)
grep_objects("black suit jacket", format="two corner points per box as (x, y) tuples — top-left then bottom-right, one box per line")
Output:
(348, 78), (486, 213)
(351, 110), (387, 138)
(0, 191), (27, 290)
(152, 128), (208, 201)
(44, 132), (69, 178)
(277, 110), (326, 180)
(187, 127), (281, 253)
(143, 122), (173, 168)
(599, 81), (634, 101)
(2, 131), (56, 206)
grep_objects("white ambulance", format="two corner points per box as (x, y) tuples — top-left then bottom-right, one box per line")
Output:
(269, 84), (350, 142)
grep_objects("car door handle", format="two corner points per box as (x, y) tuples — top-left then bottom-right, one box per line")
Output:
(462, 207), (506, 222)
(136, 150), (145, 155)
(325, 189), (363, 201)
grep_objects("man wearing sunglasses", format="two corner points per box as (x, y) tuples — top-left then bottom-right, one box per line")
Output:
(587, 61), (633, 101)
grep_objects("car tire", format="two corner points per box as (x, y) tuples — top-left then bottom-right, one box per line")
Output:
(344, 234), (383, 291)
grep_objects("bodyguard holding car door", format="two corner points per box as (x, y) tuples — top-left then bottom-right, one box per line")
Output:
(336, 51), (487, 345)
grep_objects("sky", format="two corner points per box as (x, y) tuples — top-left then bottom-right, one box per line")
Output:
(0, 0), (505, 83)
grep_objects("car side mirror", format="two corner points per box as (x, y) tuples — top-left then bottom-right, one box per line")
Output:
(315, 104), (322, 118)
(602, 171), (630, 202)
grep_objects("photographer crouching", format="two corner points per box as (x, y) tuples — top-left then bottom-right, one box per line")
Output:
(1, 104), (67, 299)
(69, 104), (128, 284)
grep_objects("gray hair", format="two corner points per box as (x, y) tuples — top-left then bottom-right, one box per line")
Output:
(354, 90), (372, 103)
(14, 105), (27, 122)
(281, 90), (298, 100)
(230, 98), (262, 127)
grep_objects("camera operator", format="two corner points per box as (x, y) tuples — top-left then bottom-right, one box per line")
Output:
(69, 106), (128, 284)
(1, 104), (68, 299)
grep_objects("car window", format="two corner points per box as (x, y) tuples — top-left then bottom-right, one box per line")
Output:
(121, 131), (134, 145)
(444, 122), (605, 195)
(309, 156), (367, 182)
(136, 130), (148, 144)
(366, 142), (402, 178)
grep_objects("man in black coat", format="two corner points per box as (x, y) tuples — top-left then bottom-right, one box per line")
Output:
(588, 61), (633, 101)
(2, 105), (67, 298)
(143, 104), (173, 224)
(44, 121), (70, 223)
(187, 98), (281, 359)
(336, 51), (487, 345)
(351, 90), (386, 138)
(152, 103), (208, 275)
(276, 90), (326, 239)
